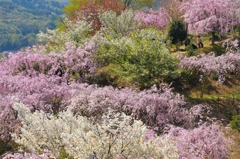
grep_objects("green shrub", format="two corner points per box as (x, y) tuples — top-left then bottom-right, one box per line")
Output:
(211, 44), (225, 56)
(0, 140), (13, 156)
(95, 28), (179, 89)
(230, 115), (240, 132)
(168, 20), (187, 47)
(186, 45), (195, 57)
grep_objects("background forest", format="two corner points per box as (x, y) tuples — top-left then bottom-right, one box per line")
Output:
(0, 0), (67, 52)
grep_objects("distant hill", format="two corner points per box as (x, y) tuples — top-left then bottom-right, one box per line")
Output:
(0, 0), (67, 52)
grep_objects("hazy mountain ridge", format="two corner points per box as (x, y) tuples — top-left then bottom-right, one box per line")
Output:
(0, 0), (67, 52)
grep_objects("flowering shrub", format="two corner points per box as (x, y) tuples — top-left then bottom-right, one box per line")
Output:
(0, 75), (71, 113)
(69, 84), (207, 132)
(0, 40), (97, 82)
(0, 96), (19, 143)
(168, 124), (232, 159)
(50, 42), (97, 82)
(0, 50), (59, 77)
(99, 10), (139, 38)
(38, 19), (92, 52)
(179, 52), (240, 83)
(12, 103), (179, 159)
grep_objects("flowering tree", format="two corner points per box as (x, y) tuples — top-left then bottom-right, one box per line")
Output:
(135, 0), (184, 30)
(182, 0), (240, 44)
(160, 0), (184, 21)
(135, 8), (170, 30)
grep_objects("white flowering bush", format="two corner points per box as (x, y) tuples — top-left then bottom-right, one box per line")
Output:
(12, 103), (179, 159)
(98, 10), (140, 38)
(37, 19), (92, 52)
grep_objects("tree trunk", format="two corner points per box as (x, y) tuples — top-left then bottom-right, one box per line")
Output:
(200, 84), (204, 98)
(211, 32), (215, 45)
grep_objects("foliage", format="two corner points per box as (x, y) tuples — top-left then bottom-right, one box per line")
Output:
(63, 0), (155, 20)
(186, 44), (195, 56)
(63, 0), (89, 19)
(62, 0), (125, 32)
(121, 0), (155, 9)
(12, 103), (179, 159)
(0, 45), (204, 136)
(230, 115), (240, 132)
(96, 28), (179, 89)
(168, 19), (187, 45)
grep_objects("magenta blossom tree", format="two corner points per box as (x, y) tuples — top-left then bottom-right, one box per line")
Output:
(182, 0), (240, 44)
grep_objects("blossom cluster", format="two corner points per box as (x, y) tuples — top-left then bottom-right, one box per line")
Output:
(181, 0), (240, 35)
(12, 103), (179, 159)
(135, 8), (170, 29)
(179, 52), (240, 83)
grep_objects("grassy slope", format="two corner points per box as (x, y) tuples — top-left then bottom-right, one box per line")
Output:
(173, 34), (240, 159)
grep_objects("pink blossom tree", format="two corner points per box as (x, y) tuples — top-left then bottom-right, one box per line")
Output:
(135, 8), (170, 30)
(179, 52), (240, 83)
(178, 52), (240, 97)
(168, 124), (232, 159)
(182, 0), (240, 44)
(135, 0), (185, 30)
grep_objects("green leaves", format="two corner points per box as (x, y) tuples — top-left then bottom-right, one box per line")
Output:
(121, 0), (155, 9)
(95, 27), (179, 89)
(230, 115), (240, 132)
(168, 19), (187, 45)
